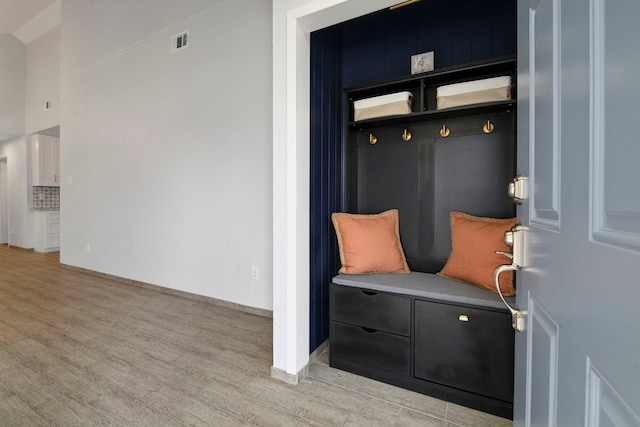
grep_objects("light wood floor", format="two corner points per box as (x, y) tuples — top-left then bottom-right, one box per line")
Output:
(0, 246), (511, 426)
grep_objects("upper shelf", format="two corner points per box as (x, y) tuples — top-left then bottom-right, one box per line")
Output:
(351, 100), (515, 128)
(346, 56), (517, 128)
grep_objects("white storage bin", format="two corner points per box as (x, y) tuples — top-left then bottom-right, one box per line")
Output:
(437, 76), (511, 110)
(354, 91), (413, 121)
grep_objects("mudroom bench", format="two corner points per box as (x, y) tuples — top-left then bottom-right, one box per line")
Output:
(330, 272), (516, 419)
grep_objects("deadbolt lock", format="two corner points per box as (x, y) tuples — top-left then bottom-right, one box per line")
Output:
(508, 176), (529, 205)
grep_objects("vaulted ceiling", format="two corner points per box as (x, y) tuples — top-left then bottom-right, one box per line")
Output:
(0, 0), (55, 34)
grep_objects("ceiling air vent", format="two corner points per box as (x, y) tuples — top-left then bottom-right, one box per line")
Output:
(171, 31), (189, 52)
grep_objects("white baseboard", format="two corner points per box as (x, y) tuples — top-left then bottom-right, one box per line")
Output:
(270, 364), (309, 385)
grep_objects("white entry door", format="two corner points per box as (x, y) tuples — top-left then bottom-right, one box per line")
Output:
(514, 0), (640, 425)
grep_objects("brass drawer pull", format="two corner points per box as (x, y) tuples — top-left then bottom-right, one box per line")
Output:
(458, 314), (469, 322)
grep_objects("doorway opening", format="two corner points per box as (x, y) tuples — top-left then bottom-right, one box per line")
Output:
(31, 125), (61, 254)
(0, 157), (8, 245)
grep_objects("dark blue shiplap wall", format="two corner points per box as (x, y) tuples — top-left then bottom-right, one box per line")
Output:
(310, 25), (343, 353)
(342, 0), (516, 88)
(309, 0), (516, 353)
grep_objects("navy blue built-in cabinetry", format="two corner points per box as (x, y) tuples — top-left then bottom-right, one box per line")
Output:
(330, 274), (515, 419)
(330, 54), (517, 418)
(309, 0), (516, 353)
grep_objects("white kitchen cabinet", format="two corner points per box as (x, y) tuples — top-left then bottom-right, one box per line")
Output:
(32, 211), (60, 253)
(31, 134), (60, 186)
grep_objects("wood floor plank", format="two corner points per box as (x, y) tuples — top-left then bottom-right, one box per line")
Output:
(0, 395), (50, 427)
(31, 399), (88, 427)
(332, 369), (448, 418)
(0, 367), (57, 409)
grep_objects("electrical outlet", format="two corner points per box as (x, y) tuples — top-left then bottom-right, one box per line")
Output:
(85, 242), (91, 252)
(251, 266), (259, 281)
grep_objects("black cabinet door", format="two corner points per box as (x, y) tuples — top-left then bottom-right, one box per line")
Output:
(414, 300), (514, 402)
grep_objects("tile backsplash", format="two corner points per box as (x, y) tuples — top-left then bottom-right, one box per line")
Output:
(33, 186), (60, 210)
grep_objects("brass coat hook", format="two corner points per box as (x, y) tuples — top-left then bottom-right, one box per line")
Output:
(402, 129), (412, 141)
(483, 119), (495, 134)
(440, 125), (451, 138)
(369, 133), (378, 145)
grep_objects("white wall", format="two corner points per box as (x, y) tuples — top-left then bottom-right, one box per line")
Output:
(0, 35), (26, 141)
(0, 137), (32, 248)
(60, 0), (273, 310)
(25, 26), (60, 134)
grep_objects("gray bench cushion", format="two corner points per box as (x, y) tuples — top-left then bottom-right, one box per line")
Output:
(333, 272), (516, 310)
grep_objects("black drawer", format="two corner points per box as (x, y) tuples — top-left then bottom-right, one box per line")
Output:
(414, 300), (514, 402)
(331, 321), (411, 376)
(331, 284), (411, 336)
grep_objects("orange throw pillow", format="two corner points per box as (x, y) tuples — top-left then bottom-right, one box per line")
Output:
(331, 209), (410, 274)
(438, 212), (516, 296)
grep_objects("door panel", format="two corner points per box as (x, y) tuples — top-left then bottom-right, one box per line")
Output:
(530, 0), (560, 228)
(515, 0), (640, 425)
(526, 296), (558, 427)
(586, 359), (640, 427)
(590, 0), (640, 250)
